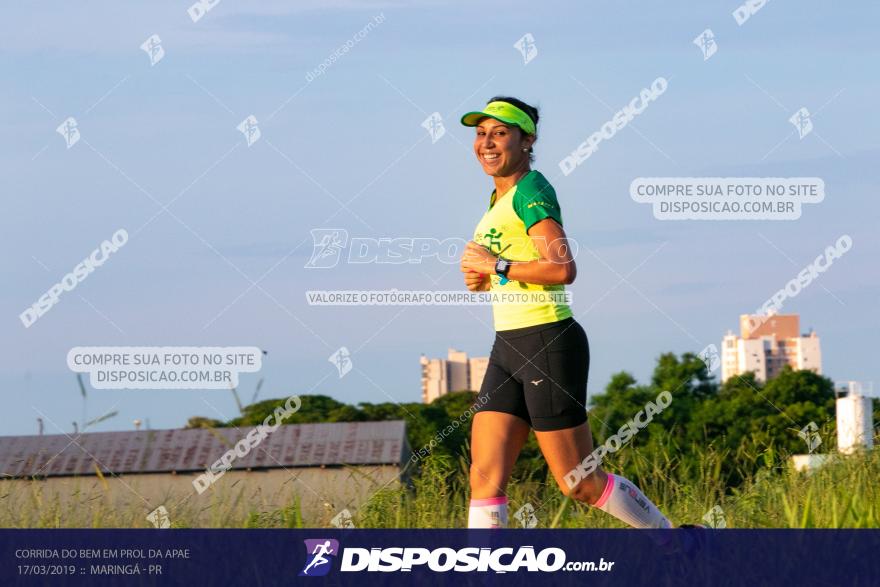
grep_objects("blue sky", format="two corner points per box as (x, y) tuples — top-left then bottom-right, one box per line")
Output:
(2, 1), (878, 436)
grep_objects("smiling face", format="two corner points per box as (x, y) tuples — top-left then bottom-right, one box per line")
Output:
(473, 118), (535, 177)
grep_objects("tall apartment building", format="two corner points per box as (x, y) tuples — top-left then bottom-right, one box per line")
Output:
(721, 313), (821, 383)
(420, 349), (489, 403)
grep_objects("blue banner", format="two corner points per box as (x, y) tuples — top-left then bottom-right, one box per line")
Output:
(2, 529), (878, 585)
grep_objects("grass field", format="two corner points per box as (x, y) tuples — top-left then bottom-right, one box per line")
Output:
(2, 444), (877, 529)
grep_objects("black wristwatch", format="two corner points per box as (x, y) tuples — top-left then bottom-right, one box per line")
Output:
(494, 256), (511, 285)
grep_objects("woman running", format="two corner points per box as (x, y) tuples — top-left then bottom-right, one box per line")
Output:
(459, 96), (673, 530)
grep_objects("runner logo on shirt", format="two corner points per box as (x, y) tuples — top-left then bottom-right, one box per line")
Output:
(484, 228), (503, 253)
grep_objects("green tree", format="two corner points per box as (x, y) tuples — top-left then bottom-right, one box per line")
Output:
(650, 352), (717, 440)
(687, 367), (836, 485)
(588, 372), (656, 442)
(231, 394), (349, 427)
(185, 416), (223, 429)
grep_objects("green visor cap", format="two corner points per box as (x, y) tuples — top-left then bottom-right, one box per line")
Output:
(460, 101), (536, 135)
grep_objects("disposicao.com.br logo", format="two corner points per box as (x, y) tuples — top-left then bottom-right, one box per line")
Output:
(300, 540), (612, 574)
(300, 539), (340, 577)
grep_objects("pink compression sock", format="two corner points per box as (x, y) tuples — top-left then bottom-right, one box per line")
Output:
(593, 474), (672, 529)
(468, 496), (509, 528)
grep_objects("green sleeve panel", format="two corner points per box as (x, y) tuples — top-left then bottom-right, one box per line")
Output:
(512, 171), (563, 231)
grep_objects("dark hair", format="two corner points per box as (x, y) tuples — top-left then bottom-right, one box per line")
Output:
(488, 95), (539, 161)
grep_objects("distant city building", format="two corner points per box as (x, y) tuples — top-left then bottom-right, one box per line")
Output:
(420, 349), (489, 403)
(836, 381), (874, 454)
(721, 313), (821, 383)
(792, 381), (874, 471)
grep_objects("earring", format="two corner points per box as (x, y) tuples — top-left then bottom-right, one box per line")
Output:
(522, 147), (529, 152)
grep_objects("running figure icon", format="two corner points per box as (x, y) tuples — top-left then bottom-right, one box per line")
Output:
(302, 540), (335, 575)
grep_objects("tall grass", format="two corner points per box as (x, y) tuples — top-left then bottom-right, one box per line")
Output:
(1, 446), (877, 528)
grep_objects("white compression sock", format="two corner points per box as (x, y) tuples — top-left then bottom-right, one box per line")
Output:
(468, 496), (509, 528)
(593, 474), (672, 529)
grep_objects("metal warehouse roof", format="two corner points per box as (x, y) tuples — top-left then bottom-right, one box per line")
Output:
(0, 420), (409, 479)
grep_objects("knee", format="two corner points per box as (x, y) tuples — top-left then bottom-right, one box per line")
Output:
(469, 463), (502, 496)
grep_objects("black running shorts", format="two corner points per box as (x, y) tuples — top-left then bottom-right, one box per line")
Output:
(474, 317), (589, 431)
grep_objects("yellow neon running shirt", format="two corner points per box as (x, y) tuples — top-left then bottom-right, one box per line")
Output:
(472, 170), (572, 331)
